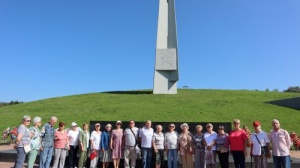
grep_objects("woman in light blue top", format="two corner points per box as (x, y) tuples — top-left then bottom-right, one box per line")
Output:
(27, 116), (42, 168)
(14, 115), (32, 168)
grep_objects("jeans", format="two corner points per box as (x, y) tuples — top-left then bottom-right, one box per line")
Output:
(167, 149), (177, 168)
(27, 149), (39, 168)
(231, 151), (245, 168)
(141, 147), (152, 168)
(273, 155), (291, 168)
(14, 147), (26, 168)
(69, 145), (79, 168)
(39, 146), (53, 168)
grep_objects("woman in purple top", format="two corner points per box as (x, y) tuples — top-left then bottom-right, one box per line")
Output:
(110, 121), (123, 168)
(216, 125), (229, 168)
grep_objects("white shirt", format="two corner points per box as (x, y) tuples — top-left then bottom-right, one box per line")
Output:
(204, 131), (217, 151)
(139, 127), (154, 148)
(153, 132), (164, 150)
(124, 127), (139, 146)
(165, 131), (178, 149)
(90, 131), (101, 150)
(68, 129), (80, 146)
(250, 131), (269, 155)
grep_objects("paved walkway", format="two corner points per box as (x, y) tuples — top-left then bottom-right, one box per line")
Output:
(1, 144), (300, 167)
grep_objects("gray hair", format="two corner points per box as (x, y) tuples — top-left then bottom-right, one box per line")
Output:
(156, 125), (162, 129)
(22, 115), (31, 123)
(272, 119), (280, 124)
(180, 123), (189, 129)
(33, 117), (42, 125)
(50, 116), (58, 122)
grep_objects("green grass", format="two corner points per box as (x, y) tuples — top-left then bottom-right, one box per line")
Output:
(1, 89), (300, 134)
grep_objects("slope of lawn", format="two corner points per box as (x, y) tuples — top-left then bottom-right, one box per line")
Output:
(1, 89), (300, 134)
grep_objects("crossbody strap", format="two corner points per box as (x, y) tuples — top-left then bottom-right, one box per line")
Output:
(129, 128), (138, 147)
(254, 134), (262, 146)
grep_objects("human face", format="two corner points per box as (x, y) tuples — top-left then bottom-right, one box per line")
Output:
(84, 125), (88, 131)
(129, 121), (135, 128)
(156, 126), (162, 133)
(181, 126), (188, 132)
(169, 125), (175, 131)
(106, 126), (111, 131)
(36, 121), (42, 127)
(196, 127), (202, 133)
(24, 119), (31, 126)
(145, 121), (151, 128)
(272, 121), (280, 130)
(59, 125), (65, 131)
(233, 121), (240, 128)
(50, 119), (57, 126)
(218, 127), (224, 133)
(116, 122), (122, 128)
(95, 125), (100, 130)
(206, 125), (212, 132)
(72, 125), (78, 130)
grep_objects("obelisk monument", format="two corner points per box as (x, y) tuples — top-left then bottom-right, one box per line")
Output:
(153, 0), (179, 94)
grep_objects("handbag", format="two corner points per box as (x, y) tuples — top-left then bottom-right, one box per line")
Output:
(24, 144), (31, 154)
(219, 146), (228, 153)
(254, 134), (268, 156)
(90, 151), (97, 160)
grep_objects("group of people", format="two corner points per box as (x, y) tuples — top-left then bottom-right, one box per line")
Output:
(13, 116), (291, 168)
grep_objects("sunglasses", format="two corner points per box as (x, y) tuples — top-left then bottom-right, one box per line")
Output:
(169, 126), (175, 128)
(25, 120), (31, 122)
(234, 122), (240, 125)
(117, 123), (122, 125)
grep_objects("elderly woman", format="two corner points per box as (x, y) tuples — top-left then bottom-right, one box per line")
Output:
(53, 122), (69, 168)
(27, 117), (42, 168)
(216, 125), (229, 168)
(153, 125), (165, 168)
(110, 121), (123, 168)
(204, 123), (217, 168)
(165, 123), (178, 168)
(100, 124), (112, 168)
(14, 115), (33, 168)
(178, 123), (193, 168)
(78, 123), (90, 168)
(250, 121), (271, 168)
(90, 123), (102, 168)
(193, 125), (205, 168)
(229, 119), (248, 168)
(68, 122), (80, 168)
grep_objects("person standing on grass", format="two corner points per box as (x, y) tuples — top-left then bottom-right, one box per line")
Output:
(40, 116), (58, 168)
(110, 121), (123, 168)
(78, 123), (90, 168)
(14, 115), (33, 168)
(193, 125), (205, 168)
(269, 119), (291, 168)
(139, 120), (154, 168)
(229, 119), (247, 168)
(152, 125), (165, 168)
(53, 122), (69, 168)
(90, 123), (102, 168)
(123, 120), (139, 168)
(215, 125), (229, 168)
(100, 124), (112, 168)
(164, 123), (178, 168)
(250, 121), (271, 168)
(27, 116), (42, 168)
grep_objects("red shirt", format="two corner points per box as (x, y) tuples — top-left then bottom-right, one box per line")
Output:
(229, 129), (247, 151)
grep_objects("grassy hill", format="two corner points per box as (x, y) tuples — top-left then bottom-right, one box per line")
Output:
(1, 89), (300, 134)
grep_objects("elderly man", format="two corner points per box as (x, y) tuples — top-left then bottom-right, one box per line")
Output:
(269, 119), (291, 168)
(39, 116), (58, 168)
(139, 120), (154, 168)
(124, 120), (139, 168)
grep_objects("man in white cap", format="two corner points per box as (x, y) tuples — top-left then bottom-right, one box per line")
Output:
(68, 122), (80, 168)
(123, 120), (139, 168)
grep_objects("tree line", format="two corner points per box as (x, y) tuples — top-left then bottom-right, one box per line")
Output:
(0, 100), (24, 107)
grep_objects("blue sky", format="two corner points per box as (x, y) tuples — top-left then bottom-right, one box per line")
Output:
(1, 0), (299, 102)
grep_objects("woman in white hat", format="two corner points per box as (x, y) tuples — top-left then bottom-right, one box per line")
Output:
(67, 122), (80, 168)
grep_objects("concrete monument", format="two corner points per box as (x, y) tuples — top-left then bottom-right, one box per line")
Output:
(153, 0), (179, 94)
